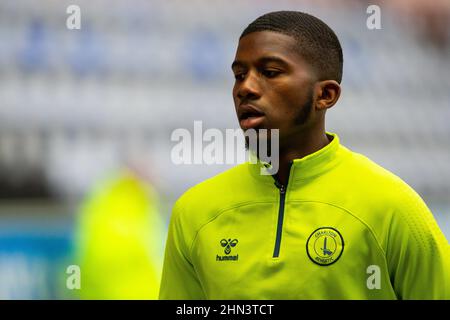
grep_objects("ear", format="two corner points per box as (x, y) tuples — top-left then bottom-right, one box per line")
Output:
(314, 80), (341, 111)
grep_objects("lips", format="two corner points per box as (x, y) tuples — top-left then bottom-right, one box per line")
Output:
(238, 104), (265, 129)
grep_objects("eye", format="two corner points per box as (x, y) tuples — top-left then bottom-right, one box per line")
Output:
(262, 69), (281, 78)
(234, 72), (246, 81)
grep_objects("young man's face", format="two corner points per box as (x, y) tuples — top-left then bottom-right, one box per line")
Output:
(232, 31), (317, 146)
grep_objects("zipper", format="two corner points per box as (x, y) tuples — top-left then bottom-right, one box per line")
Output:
(272, 162), (292, 258)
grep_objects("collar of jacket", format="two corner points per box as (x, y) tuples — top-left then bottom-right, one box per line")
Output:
(248, 132), (342, 184)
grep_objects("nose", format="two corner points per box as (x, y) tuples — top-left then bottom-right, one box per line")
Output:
(235, 72), (261, 101)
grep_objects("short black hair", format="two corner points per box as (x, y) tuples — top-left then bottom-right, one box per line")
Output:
(240, 11), (343, 83)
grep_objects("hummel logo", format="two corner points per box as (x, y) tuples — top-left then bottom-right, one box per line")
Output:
(216, 238), (239, 262)
(220, 238), (238, 255)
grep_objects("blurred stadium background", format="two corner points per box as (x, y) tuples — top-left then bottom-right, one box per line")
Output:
(0, 0), (449, 299)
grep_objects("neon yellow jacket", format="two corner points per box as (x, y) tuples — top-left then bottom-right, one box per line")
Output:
(159, 133), (450, 299)
(76, 171), (164, 299)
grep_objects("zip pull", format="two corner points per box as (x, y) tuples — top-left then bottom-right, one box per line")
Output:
(273, 161), (292, 193)
(274, 180), (286, 194)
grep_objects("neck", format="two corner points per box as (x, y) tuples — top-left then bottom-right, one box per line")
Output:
(274, 129), (331, 186)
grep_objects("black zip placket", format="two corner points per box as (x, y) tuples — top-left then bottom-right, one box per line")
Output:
(272, 162), (293, 258)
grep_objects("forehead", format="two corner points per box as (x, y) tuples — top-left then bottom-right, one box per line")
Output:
(233, 31), (308, 69)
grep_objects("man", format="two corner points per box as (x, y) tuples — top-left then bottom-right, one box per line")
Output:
(159, 11), (449, 299)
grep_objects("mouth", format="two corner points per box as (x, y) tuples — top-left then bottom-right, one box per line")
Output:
(238, 104), (265, 130)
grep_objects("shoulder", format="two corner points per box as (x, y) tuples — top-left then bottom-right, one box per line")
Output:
(338, 147), (445, 246)
(170, 162), (254, 238)
(341, 146), (420, 204)
(176, 162), (251, 209)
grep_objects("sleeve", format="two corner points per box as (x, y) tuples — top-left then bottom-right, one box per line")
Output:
(386, 185), (450, 300)
(158, 200), (206, 300)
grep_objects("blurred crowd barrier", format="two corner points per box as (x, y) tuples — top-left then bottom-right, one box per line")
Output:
(0, 0), (449, 298)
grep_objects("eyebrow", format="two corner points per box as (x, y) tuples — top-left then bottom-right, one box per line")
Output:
(231, 56), (290, 70)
